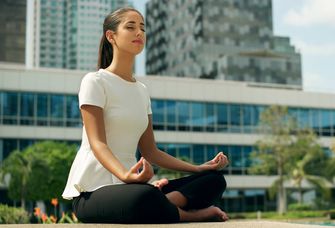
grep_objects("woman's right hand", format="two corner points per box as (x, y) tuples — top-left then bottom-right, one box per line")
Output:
(122, 157), (154, 184)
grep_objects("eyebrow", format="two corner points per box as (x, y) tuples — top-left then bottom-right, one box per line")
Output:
(126, 21), (145, 26)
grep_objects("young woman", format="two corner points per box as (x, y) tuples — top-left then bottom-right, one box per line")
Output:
(62, 7), (229, 224)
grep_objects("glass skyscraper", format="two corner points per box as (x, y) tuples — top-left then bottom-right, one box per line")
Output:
(145, 0), (302, 86)
(26, 0), (130, 71)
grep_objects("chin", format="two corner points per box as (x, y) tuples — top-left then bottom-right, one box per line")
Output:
(133, 48), (144, 55)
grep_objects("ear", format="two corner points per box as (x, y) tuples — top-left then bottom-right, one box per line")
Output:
(105, 30), (115, 44)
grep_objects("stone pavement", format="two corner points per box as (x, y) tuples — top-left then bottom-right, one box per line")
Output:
(0, 221), (329, 228)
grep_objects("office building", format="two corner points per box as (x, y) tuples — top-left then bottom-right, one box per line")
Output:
(26, 0), (130, 71)
(0, 0), (26, 63)
(145, 0), (302, 87)
(1, 64), (334, 211)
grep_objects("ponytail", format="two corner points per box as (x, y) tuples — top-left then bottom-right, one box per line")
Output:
(97, 34), (113, 69)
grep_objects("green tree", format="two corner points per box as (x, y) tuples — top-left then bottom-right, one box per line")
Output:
(0, 150), (47, 208)
(0, 141), (77, 207)
(289, 129), (331, 204)
(329, 142), (335, 179)
(248, 105), (330, 214)
(23, 141), (77, 200)
(249, 105), (298, 214)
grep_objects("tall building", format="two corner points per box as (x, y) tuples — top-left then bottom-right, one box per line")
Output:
(26, 0), (130, 71)
(145, 0), (302, 86)
(0, 0), (26, 63)
(1, 64), (334, 211)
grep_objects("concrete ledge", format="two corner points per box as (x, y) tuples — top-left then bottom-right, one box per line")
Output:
(0, 221), (327, 228)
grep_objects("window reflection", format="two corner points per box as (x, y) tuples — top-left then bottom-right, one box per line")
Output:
(1, 92), (335, 137)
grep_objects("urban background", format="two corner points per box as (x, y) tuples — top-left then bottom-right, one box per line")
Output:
(0, 0), (335, 224)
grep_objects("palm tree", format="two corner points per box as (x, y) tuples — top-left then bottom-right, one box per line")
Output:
(290, 129), (332, 204)
(291, 152), (331, 204)
(0, 150), (31, 208)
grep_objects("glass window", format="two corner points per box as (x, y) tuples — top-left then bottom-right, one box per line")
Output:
(50, 95), (64, 126)
(243, 146), (253, 168)
(193, 144), (205, 164)
(331, 110), (335, 136)
(230, 104), (242, 133)
(177, 101), (190, 131)
(230, 146), (242, 168)
(152, 100), (165, 130)
(243, 105), (256, 133)
(191, 102), (205, 131)
(37, 94), (48, 126)
(205, 103), (216, 132)
(320, 110), (332, 136)
(3, 92), (18, 124)
(217, 103), (228, 132)
(166, 100), (176, 130)
(298, 108), (310, 128)
(310, 109), (320, 135)
(50, 95), (64, 118)
(20, 93), (35, 125)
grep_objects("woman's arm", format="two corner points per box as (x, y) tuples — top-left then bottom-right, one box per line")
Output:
(138, 115), (228, 173)
(81, 105), (153, 183)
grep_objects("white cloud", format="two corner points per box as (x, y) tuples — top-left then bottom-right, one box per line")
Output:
(284, 0), (335, 27)
(291, 39), (335, 57)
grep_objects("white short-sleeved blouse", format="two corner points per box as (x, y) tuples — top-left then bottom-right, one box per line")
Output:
(62, 69), (152, 200)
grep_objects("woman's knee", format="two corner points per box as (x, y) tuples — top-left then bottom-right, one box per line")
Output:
(205, 172), (227, 193)
(132, 184), (164, 204)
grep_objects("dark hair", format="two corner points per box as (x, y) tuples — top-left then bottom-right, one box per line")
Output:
(97, 7), (143, 69)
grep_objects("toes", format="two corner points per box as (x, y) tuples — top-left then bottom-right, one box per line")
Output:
(220, 210), (229, 221)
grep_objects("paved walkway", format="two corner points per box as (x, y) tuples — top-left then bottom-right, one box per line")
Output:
(0, 221), (329, 228)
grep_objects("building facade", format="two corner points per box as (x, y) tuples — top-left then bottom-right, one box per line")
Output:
(0, 0), (26, 64)
(145, 0), (302, 86)
(25, 0), (130, 71)
(1, 65), (334, 211)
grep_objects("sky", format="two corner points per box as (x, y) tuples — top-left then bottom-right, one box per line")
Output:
(133, 0), (335, 94)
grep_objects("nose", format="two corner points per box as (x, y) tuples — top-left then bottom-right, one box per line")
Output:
(136, 28), (144, 38)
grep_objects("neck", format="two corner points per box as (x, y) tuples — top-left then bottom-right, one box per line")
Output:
(106, 51), (135, 81)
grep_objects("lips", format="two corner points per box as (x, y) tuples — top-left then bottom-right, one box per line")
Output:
(132, 39), (143, 45)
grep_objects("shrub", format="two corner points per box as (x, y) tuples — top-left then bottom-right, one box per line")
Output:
(288, 203), (312, 211)
(326, 209), (335, 219)
(0, 204), (29, 224)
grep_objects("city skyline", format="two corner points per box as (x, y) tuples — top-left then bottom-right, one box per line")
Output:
(133, 0), (335, 94)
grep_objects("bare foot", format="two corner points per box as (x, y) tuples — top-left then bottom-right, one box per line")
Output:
(151, 178), (168, 190)
(180, 206), (229, 222)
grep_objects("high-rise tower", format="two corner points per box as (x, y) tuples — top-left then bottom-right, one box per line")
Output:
(0, 0), (26, 64)
(146, 0), (301, 86)
(26, 0), (130, 71)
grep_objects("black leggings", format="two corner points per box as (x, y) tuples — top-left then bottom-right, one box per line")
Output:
(72, 170), (226, 224)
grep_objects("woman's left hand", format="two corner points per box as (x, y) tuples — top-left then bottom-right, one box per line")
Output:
(198, 152), (229, 172)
